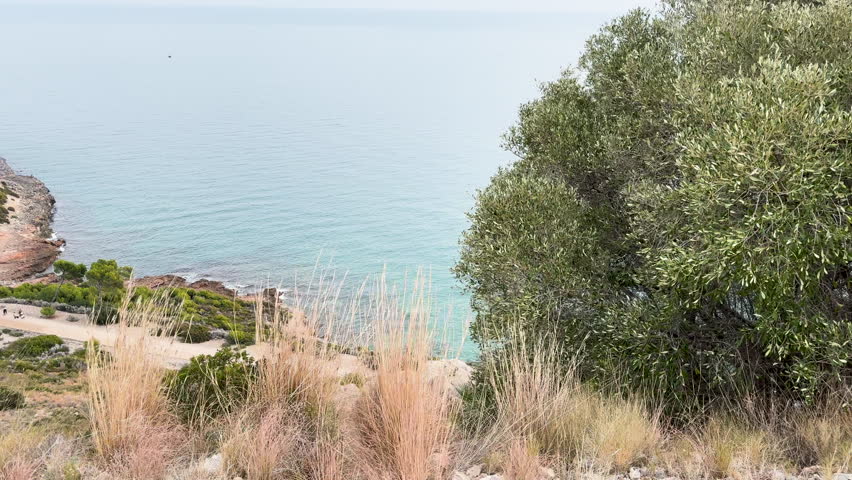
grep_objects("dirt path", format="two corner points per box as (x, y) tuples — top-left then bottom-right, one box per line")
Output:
(0, 304), (471, 391)
(0, 303), (232, 367)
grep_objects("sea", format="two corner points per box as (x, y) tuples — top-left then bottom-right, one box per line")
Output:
(0, 5), (612, 358)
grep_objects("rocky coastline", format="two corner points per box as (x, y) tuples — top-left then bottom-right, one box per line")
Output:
(0, 157), (65, 284)
(132, 274), (238, 297)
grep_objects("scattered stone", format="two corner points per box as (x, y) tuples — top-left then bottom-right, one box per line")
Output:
(833, 474), (852, 480)
(480, 475), (504, 480)
(199, 453), (222, 474)
(465, 464), (483, 477)
(333, 353), (367, 378)
(801, 466), (821, 478)
(768, 469), (786, 480)
(452, 472), (471, 480)
(540, 466), (557, 478)
(209, 328), (228, 340)
(628, 467), (642, 480)
(425, 358), (473, 393)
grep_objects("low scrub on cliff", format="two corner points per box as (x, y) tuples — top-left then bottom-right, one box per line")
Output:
(0, 183), (17, 224)
(0, 275), (256, 340)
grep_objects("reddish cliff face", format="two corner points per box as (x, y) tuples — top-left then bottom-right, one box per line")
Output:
(0, 157), (64, 284)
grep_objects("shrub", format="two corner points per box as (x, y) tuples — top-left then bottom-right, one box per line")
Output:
(91, 304), (119, 325)
(225, 329), (255, 346)
(0, 386), (25, 410)
(1, 335), (64, 358)
(40, 306), (57, 318)
(173, 323), (212, 343)
(167, 347), (256, 423)
(456, 0), (852, 411)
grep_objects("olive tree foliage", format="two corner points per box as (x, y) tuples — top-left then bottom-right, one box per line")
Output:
(456, 0), (852, 407)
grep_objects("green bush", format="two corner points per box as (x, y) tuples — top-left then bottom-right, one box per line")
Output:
(167, 347), (256, 423)
(2, 268), (255, 332)
(174, 323), (212, 343)
(1, 335), (64, 358)
(91, 304), (118, 326)
(40, 306), (57, 318)
(224, 329), (255, 346)
(456, 0), (852, 413)
(0, 386), (25, 410)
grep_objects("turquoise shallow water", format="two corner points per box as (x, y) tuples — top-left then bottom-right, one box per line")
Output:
(0, 6), (606, 358)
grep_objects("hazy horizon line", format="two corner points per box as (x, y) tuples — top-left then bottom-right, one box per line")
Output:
(1, 0), (657, 15)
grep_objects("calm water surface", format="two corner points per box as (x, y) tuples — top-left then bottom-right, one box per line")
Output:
(0, 6), (607, 357)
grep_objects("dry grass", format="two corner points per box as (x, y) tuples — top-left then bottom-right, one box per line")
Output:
(85, 289), (187, 478)
(504, 436), (541, 480)
(481, 334), (661, 474)
(793, 404), (852, 475)
(354, 274), (457, 480)
(309, 436), (350, 480)
(0, 456), (38, 480)
(693, 416), (785, 479)
(237, 273), (356, 478)
(0, 428), (44, 472)
(221, 405), (306, 480)
(3, 270), (851, 480)
(0, 426), (83, 480)
(592, 397), (661, 471)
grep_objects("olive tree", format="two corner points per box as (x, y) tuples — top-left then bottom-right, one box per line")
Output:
(456, 0), (852, 408)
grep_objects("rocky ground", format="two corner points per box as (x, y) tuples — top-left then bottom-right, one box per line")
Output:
(0, 157), (64, 284)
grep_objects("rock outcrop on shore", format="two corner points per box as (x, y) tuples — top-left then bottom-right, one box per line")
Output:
(0, 157), (64, 284)
(133, 274), (237, 297)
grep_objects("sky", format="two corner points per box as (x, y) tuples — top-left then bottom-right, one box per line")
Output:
(1, 0), (658, 14)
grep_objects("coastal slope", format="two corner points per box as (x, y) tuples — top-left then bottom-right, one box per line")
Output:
(0, 157), (64, 283)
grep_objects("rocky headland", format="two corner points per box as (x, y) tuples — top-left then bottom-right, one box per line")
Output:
(133, 274), (238, 297)
(0, 157), (64, 284)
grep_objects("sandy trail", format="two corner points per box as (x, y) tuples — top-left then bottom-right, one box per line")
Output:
(0, 303), (472, 396)
(0, 303), (240, 367)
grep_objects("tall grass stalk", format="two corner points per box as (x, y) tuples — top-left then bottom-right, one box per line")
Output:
(479, 332), (661, 474)
(355, 273), (457, 480)
(85, 287), (185, 478)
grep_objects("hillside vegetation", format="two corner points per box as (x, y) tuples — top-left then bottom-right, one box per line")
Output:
(0, 260), (257, 344)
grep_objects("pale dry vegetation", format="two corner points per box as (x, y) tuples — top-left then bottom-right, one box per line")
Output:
(0, 274), (849, 480)
(85, 290), (187, 479)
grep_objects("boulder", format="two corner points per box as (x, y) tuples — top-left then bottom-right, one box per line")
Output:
(465, 464), (483, 477)
(425, 358), (473, 393)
